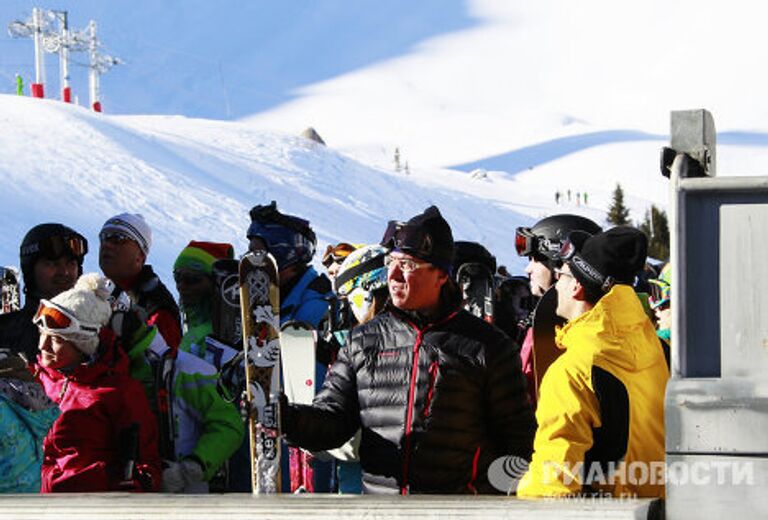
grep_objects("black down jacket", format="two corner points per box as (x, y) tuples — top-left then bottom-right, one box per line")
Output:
(283, 304), (536, 494)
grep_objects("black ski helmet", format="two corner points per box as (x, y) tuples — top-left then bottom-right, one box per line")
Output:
(19, 223), (88, 295)
(516, 214), (602, 268)
(452, 241), (497, 276)
(246, 201), (316, 271)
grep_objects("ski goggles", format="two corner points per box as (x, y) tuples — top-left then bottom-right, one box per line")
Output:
(322, 243), (357, 267)
(557, 235), (615, 293)
(20, 233), (88, 260)
(380, 221), (433, 257)
(33, 300), (100, 337)
(648, 279), (670, 309)
(514, 227), (559, 258)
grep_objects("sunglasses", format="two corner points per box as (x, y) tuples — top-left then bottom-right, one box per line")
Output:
(21, 234), (88, 259)
(173, 272), (206, 285)
(380, 221), (433, 257)
(99, 230), (134, 245)
(34, 300), (99, 337)
(322, 243), (356, 267)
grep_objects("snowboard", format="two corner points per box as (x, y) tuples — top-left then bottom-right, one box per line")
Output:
(212, 258), (242, 348)
(531, 286), (566, 398)
(280, 320), (317, 493)
(455, 263), (495, 323)
(1, 267), (20, 315)
(239, 250), (281, 494)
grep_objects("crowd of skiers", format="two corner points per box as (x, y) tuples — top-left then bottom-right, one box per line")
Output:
(0, 203), (673, 497)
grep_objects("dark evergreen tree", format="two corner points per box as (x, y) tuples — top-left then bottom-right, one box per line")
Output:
(639, 205), (670, 261)
(607, 183), (631, 226)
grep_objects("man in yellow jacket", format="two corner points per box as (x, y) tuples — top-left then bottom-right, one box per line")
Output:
(517, 226), (669, 498)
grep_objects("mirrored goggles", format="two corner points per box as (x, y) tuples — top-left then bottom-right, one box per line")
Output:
(322, 243), (356, 267)
(33, 300), (100, 337)
(380, 221), (433, 257)
(514, 227), (539, 257)
(21, 234), (88, 260)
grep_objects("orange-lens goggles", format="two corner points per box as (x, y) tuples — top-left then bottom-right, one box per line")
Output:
(322, 243), (356, 267)
(33, 300), (99, 336)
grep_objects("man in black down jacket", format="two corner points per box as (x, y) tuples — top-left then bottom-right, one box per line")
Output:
(282, 206), (535, 494)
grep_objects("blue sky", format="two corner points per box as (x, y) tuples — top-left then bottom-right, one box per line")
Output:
(1, 0), (475, 118)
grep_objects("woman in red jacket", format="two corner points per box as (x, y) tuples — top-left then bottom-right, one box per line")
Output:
(33, 273), (161, 492)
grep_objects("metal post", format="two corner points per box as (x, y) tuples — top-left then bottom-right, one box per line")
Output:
(54, 11), (72, 103)
(668, 109), (716, 377)
(31, 7), (45, 98)
(88, 20), (101, 112)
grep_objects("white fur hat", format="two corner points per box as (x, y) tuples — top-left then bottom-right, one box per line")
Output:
(49, 273), (113, 356)
(101, 213), (152, 255)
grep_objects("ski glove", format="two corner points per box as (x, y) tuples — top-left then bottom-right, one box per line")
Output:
(161, 459), (205, 493)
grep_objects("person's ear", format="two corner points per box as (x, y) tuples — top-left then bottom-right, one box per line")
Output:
(572, 278), (587, 301)
(435, 269), (449, 288)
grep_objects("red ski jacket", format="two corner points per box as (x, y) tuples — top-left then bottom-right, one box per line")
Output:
(34, 330), (161, 492)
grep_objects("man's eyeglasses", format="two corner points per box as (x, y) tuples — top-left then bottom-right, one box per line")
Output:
(553, 268), (574, 281)
(381, 221), (433, 258)
(99, 230), (134, 245)
(173, 272), (206, 285)
(384, 254), (431, 273)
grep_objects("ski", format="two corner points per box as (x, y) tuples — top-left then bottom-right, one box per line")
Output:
(239, 250), (281, 494)
(280, 320), (316, 406)
(280, 320), (317, 493)
(1, 267), (20, 314)
(531, 286), (566, 398)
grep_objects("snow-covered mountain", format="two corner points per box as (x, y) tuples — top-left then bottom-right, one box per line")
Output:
(2, 0), (768, 294)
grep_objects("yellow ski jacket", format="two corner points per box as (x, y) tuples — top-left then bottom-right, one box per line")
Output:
(517, 284), (669, 498)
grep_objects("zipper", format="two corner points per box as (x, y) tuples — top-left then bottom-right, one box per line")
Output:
(401, 328), (424, 495)
(422, 361), (439, 420)
(400, 311), (459, 495)
(58, 377), (70, 400)
(467, 445), (482, 494)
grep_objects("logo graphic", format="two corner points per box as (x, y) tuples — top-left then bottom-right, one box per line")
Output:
(221, 273), (240, 307)
(487, 455), (529, 493)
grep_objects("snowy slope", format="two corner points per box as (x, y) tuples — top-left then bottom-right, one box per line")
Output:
(0, 94), (543, 286)
(3, 91), (768, 293)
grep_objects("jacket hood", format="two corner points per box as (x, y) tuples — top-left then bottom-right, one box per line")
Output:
(555, 284), (661, 373)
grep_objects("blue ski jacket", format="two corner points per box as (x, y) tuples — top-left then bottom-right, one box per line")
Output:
(0, 379), (59, 493)
(280, 266), (333, 329)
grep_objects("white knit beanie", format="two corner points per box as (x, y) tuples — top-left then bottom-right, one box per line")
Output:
(49, 273), (113, 356)
(101, 213), (152, 256)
